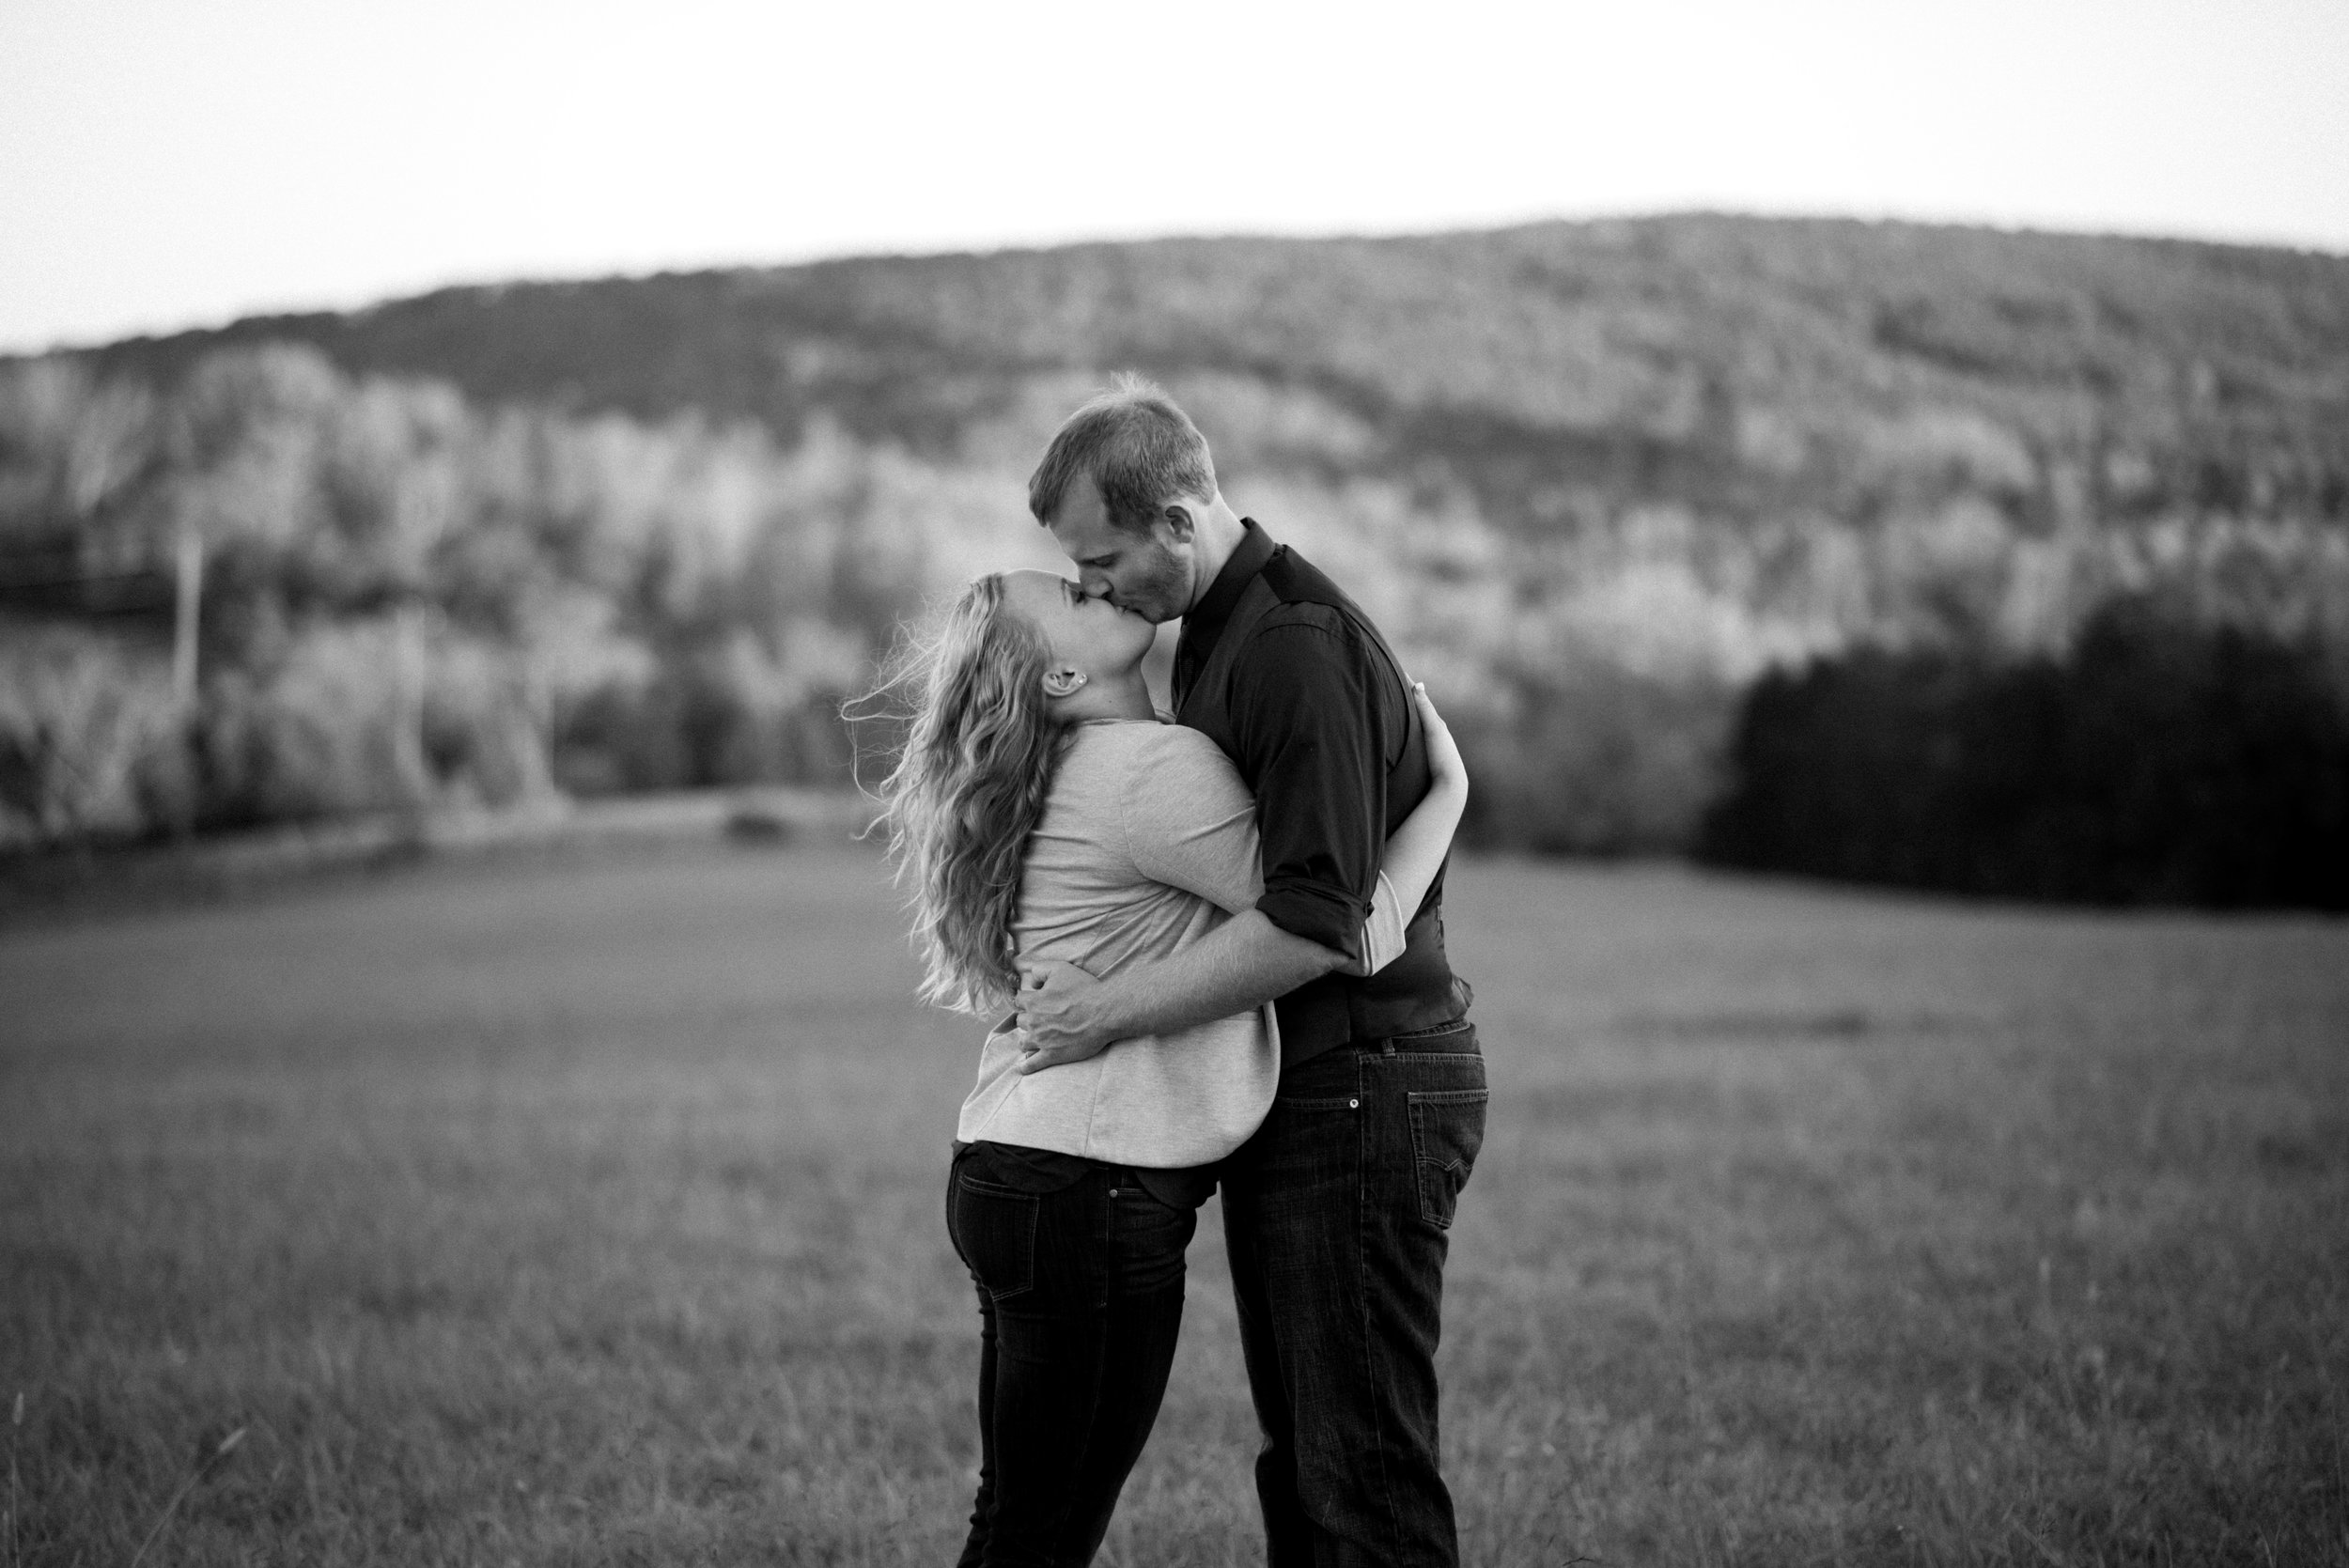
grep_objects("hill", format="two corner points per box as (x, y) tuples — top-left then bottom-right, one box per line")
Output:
(5, 215), (2347, 875)
(55, 214), (2349, 537)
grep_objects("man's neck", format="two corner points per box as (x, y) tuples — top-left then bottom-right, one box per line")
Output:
(1183, 499), (1249, 616)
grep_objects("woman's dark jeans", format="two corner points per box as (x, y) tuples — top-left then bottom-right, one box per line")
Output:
(1221, 1020), (1489, 1568)
(945, 1141), (1201, 1567)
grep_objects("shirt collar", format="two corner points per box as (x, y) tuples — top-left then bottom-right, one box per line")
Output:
(1182, 518), (1276, 655)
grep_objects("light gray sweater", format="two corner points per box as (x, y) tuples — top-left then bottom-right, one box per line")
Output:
(955, 720), (1408, 1169)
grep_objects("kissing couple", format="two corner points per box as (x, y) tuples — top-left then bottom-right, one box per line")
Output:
(866, 380), (1488, 1566)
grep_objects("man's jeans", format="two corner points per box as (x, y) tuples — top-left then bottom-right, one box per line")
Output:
(1221, 1020), (1489, 1568)
(945, 1141), (1200, 1568)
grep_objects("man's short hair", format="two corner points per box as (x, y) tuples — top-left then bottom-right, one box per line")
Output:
(1028, 375), (1218, 533)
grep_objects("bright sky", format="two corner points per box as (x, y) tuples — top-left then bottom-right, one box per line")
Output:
(5, 0), (2345, 354)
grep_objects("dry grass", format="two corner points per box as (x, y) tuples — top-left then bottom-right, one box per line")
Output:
(3, 844), (2345, 1565)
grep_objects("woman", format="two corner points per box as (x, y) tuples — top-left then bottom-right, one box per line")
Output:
(867, 569), (1466, 1567)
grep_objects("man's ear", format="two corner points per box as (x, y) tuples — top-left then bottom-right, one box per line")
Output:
(1041, 668), (1087, 699)
(1158, 503), (1197, 544)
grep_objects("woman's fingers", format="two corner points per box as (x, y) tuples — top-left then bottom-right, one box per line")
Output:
(1413, 681), (1455, 740)
(1412, 680), (1468, 786)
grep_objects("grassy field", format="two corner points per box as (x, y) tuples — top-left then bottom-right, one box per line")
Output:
(3, 843), (2344, 1566)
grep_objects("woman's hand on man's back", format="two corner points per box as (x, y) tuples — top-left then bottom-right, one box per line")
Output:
(1414, 682), (1467, 797)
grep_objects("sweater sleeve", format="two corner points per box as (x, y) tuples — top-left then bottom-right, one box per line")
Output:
(1351, 871), (1409, 974)
(1119, 726), (1264, 916)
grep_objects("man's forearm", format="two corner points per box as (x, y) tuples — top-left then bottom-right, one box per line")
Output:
(1086, 909), (1344, 1040)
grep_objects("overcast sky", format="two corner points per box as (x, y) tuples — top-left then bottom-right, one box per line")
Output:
(5, 0), (2345, 355)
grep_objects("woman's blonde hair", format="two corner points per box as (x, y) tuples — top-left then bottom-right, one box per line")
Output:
(857, 575), (1068, 1014)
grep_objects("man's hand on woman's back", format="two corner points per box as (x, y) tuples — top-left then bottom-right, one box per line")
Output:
(1012, 960), (1112, 1073)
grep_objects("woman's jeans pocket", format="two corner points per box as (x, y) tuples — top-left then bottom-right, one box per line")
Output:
(948, 1169), (1041, 1301)
(1407, 1087), (1488, 1230)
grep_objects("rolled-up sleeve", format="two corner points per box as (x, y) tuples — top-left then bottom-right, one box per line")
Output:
(1229, 615), (1388, 963)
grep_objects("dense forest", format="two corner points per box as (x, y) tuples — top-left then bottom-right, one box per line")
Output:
(4, 216), (2346, 901)
(1701, 602), (2349, 906)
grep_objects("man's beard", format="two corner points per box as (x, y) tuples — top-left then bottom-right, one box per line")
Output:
(1124, 544), (1191, 624)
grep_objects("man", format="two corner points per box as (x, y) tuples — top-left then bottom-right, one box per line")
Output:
(1013, 379), (1486, 1567)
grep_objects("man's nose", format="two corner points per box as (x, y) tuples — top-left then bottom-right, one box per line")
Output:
(1079, 577), (1113, 602)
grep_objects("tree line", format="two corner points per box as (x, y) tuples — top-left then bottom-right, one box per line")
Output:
(0, 346), (950, 843)
(1699, 599), (2349, 908)
(4, 334), (2345, 908)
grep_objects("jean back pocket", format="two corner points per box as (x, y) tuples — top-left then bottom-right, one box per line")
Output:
(949, 1172), (1041, 1300)
(1406, 1088), (1488, 1230)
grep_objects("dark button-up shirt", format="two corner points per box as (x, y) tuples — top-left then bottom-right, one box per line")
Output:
(1174, 520), (1465, 1058)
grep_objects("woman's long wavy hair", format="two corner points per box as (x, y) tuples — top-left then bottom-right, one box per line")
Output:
(853, 575), (1068, 1015)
